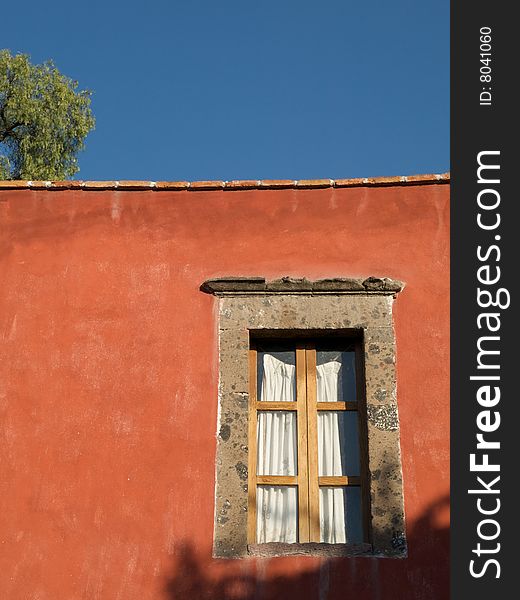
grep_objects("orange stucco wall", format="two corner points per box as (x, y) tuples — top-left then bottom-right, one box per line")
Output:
(0, 183), (449, 599)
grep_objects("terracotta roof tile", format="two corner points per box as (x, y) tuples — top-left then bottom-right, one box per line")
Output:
(0, 173), (450, 192)
(48, 181), (83, 189)
(82, 181), (118, 190)
(0, 180), (32, 189)
(116, 181), (155, 189)
(154, 181), (190, 190)
(188, 180), (225, 190)
(258, 180), (295, 188)
(333, 178), (366, 187)
(224, 180), (261, 189)
(295, 179), (332, 188)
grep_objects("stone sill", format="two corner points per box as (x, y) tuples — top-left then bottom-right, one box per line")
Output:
(247, 542), (373, 558)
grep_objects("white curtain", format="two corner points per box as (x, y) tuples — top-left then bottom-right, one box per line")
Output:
(256, 353), (298, 543)
(319, 487), (363, 544)
(256, 486), (298, 543)
(317, 358), (351, 543)
(320, 487), (347, 543)
(259, 353), (296, 402)
(316, 358), (343, 404)
(317, 359), (344, 478)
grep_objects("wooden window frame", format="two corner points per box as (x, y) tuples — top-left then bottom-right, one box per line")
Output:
(248, 338), (371, 545)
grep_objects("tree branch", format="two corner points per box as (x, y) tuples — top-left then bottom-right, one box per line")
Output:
(0, 122), (23, 142)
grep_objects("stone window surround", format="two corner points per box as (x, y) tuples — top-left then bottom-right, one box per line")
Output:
(201, 276), (407, 559)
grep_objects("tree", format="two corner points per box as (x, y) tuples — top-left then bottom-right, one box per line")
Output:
(0, 50), (95, 180)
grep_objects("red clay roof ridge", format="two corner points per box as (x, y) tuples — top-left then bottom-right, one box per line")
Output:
(0, 172), (449, 191)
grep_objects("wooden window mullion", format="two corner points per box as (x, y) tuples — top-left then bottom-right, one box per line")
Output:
(318, 476), (361, 486)
(254, 401), (297, 411)
(305, 345), (320, 542)
(257, 476), (298, 485)
(296, 347), (309, 542)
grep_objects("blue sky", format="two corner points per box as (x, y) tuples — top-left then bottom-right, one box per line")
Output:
(4, 0), (449, 181)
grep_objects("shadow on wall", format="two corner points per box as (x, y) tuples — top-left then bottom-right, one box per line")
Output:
(164, 543), (320, 600)
(163, 494), (449, 600)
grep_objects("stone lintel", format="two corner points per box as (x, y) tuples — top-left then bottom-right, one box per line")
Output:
(201, 276), (404, 296)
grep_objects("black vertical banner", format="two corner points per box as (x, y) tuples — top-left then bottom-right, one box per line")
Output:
(451, 2), (517, 599)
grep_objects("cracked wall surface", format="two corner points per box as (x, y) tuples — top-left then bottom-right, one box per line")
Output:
(211, 290), (406, 558)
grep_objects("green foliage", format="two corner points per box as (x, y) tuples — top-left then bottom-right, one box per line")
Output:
(0, 50), (95, 180)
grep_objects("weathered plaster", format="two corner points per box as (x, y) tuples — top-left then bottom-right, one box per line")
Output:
(203, 277), (407, 559)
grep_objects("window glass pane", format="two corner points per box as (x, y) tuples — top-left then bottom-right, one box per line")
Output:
(257, 411), (297, 475)
(318, 411), (360, 476)
(319, 486), (363, 544)
(256, 486), (298, 543)
(316, 350), (356, 403)
(257, 351), (296, 401)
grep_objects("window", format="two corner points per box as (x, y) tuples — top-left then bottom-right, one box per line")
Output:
(248, 338), (370, 547)
(201, 276), (407, 558)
